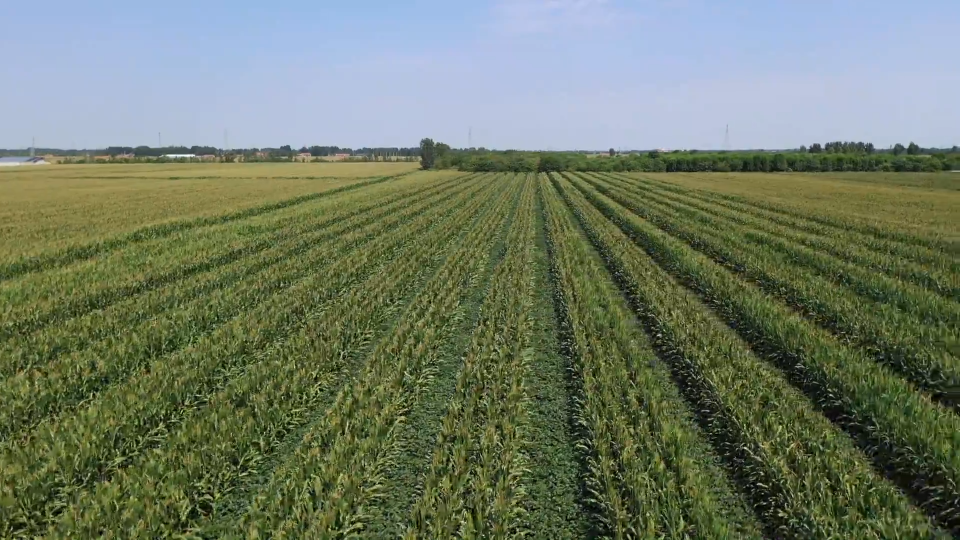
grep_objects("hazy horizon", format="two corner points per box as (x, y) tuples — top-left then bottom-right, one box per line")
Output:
(3, 0), (957, 150)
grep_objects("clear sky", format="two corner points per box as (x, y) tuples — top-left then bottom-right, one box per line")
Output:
(2, 0), (957, 150)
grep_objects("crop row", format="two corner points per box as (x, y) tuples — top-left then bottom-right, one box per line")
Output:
(0, 174), (494, 537)
(608, 174), (959, 327)
(1, 174), (474, 379)
(353, 173), (530, 536)
(41, 176), (507, 538)
(550, 173), (947, 538)
(0, 171), (411, 281)
(540, 175), (764, 539)
(603, 173), (957, 301)
(0, 175), (485, 444)
(636, 172), (953, 262)
(576, 173), (959, 402)
(407, 174), (538, 539)
(623, 172), (956, 270)
(0, 173), (470, 344)
(233, 175), (522, 538)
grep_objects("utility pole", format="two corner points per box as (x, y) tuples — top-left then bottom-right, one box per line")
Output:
(30, 137), (35, 158)
(158, 132), (162, 149)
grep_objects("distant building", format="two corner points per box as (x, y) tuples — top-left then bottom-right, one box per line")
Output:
(0, 157), (50, 167)
(162, 154), (197, 159)
(201, 154), (218, 161)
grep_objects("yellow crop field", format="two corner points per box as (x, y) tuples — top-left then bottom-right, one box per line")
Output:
(0, 162), (420, 259)
(0, 168), (957, 538)
(644, 171), (959, 240)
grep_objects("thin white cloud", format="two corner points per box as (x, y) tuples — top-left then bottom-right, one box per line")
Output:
(493, 0), (623, 34)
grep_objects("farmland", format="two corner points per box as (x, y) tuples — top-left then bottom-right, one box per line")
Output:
(0, 165), (958, 539)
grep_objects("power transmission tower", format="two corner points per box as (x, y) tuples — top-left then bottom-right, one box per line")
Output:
(723, 124), (731, 151)
(468, 127), (473, 149)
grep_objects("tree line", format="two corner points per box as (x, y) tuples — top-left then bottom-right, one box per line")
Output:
(419, 141), (960, 174)
(801, 141), (941, 156)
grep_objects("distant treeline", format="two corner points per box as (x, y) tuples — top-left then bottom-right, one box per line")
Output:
(443, 151), (959, 173)
(415, 139), (960, 173)
(4, 140), (959, 173)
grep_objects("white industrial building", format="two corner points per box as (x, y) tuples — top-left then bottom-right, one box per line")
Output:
(0, 157), (50, 167)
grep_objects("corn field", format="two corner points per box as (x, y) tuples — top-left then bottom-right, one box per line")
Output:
(0, 168), (957, 539)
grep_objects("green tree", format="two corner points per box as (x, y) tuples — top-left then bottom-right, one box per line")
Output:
(436, 142), (451, 158)
(907, 142), (921, 155)
(892, 143), (906, 156)
(433, 142), (452, 167)
(809, 143), (823, 153)
(609, 148), (616, 157)
(538, 154), (564, 173)
(420, 138), (436, 170)
(922, 158), (944, 172)
(772, 153), (788, 172)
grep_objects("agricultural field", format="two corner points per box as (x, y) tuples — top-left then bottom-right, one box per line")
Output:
(0, 162), (418, 258)
(0, 166), (958, 539)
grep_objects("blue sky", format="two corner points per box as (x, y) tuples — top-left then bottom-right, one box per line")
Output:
(2, 0), (957, 150)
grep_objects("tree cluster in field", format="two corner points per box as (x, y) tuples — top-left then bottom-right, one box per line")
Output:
(802, 141), (927, 156)
(803, 142), (877, 154)
(417, 139), (960, 173)
(418, 138), (452, 170)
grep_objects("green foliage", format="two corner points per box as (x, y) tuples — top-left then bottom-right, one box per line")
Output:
(537, 154), (565, 173)
(584, 172), (959, 399)
(410, 177), (537, 538)
(1, 167), (958, 537)
(558, 173), (958, 536)
(438, 149), (944, 173)
(819, 141), (875, 154)
(420, 138), (436, 170)
(541, 176), (764, 538)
